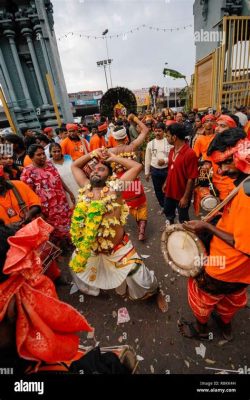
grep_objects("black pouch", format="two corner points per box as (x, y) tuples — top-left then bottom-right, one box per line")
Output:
(69, 346), (131, 375)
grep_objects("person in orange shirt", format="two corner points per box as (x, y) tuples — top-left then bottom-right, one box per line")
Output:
(178, 128), (250, 341)
(193, 115), (216, 161)
(89, 122), (107, 151)
(192, 116), (217, 215)
(61, 124), (89, 161)
(207, 114), (239, 200)
(244, 120), (250, 139)
(107, 133), (118, 148)
(0, 165), (41, 228)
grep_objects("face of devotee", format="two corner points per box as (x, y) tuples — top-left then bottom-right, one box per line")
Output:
(176, 113), (183, 123)
(32, 148), (46, 167)
(215, 120), (230, 134)
(166, 131), (175, 145)
(195, 118), (202, 127)
(89, 163), (111, 187)
(154, 128), (164, 140)
(51, 146), (62, 161)
(68, 129), (79, 139)
(25, 129), (35, 138)
(204, 121), (214, 133)
(216, 156), (239, 179)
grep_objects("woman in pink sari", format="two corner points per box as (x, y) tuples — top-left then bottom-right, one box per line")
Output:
(21, 144), (73, 244)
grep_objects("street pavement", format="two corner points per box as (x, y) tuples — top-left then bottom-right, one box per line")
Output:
(57, 176), (250, 375)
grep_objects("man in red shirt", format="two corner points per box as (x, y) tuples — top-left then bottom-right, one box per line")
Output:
(163, 123), (198, 223)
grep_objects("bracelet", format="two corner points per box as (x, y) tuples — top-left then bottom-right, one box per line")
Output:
(90, 150), (98, 159)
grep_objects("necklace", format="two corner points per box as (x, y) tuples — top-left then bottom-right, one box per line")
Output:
(170, 144), (185, 170)
(85, 185), (110, 200)
(0, 190), (18, 218)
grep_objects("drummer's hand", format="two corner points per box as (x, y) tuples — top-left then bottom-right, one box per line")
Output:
(179, 196), (189, 208)
(182, 220), (209, 234)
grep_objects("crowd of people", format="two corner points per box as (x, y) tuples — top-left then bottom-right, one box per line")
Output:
(0, 103), (250, 373)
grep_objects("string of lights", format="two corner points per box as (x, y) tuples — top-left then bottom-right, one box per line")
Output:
(57, 23), (193, 41)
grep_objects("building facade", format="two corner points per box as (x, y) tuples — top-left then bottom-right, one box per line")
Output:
(193, 0), (250, 111)
(0, 0), (73, 133)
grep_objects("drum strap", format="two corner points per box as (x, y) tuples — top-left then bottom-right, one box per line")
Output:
(6, 181), (28, 220)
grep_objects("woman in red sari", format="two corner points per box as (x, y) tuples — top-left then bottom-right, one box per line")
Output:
(21, 144), (73, 244)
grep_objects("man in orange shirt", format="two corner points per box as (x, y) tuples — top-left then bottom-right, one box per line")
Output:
(61, 124), (89, 161)
(0, 165), (41, 228)
(178, 129), (250, 341)
(89, 122), (107, 151)
(208, 115), (241, 200)
(193, 115), (216, 161)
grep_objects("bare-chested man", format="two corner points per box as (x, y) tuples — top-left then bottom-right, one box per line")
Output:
(70, 148), (167, 310)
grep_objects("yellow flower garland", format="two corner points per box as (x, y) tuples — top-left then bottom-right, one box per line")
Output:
(70, 184), (129, 273)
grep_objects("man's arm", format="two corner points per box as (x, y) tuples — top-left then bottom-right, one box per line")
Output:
(128, 114), (149, 150)
(71, 153), (93, 187)
(24, 206), (42, 224)
(106, 152), (142, 183)
(144, 142), (152, 180)
(61, 179), (76, 205)
(183, 220), (235, 248)
(179, 178), (195, 208)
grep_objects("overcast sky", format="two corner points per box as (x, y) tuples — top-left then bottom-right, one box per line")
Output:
(53, 0), (196, 93)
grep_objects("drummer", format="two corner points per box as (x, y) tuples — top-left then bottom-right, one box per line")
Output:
(208, 115), (238, 200)
(193, 115), (218, 214)
(179, 128), (250, 341)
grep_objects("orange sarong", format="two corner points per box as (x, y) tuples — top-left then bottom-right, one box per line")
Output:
(188, 277), (247, 324)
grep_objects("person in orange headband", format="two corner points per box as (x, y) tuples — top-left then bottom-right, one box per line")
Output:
(215, 115), (237, 134)
(180, 128), (250, 342)
(89, 122), (107, 151)
(60, 123), (89, 161)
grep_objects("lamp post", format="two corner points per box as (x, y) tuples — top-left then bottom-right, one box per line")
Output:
(102, 29), (113, 88)
(96, 59), (112, 91)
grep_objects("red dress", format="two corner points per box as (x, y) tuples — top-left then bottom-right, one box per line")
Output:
(21, 161), (72, 239)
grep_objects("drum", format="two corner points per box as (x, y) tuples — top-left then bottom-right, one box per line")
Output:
(194, 186), (219, 215)
(161, 224), (206, 277)
(36, 241), (61, 273)
(200, 192), (219, 212)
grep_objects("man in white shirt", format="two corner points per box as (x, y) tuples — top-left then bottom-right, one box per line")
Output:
(145, 122), (172, 211)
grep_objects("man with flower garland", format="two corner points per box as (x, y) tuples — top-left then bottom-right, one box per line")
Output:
(70, 148), (167, 311)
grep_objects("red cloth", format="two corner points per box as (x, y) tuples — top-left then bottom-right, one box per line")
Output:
(44, 127), (53, 134)
(201, 115), (216, 124)
(0, 165), (4, 177)
(188, 277), (247, 324)
(216, 115), (237, 129)
(21, 162), (72, 239)
(0, 218), (92, 363)
(211, 138), (250, 174)
(98, 122), (108, 132)
(164, 144), (198, 201)
(116, 171), (146, 208)
(66, 123), (78, 131)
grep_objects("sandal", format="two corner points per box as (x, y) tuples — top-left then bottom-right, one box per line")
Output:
(177, 318), (210, 340)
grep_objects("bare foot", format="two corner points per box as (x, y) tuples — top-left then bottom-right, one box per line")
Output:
(156, 291), (168, 313)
